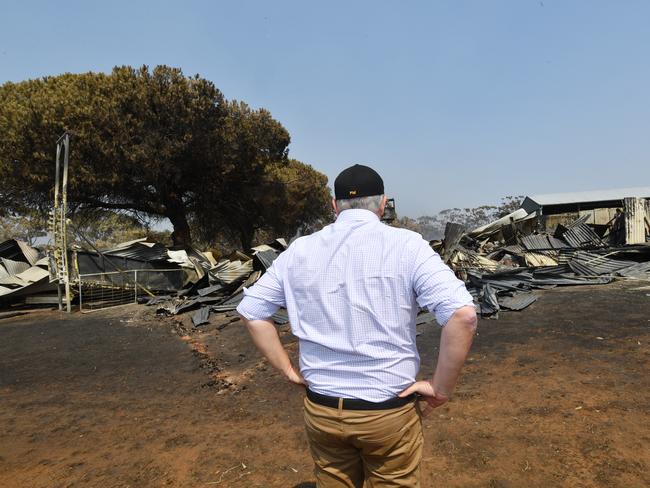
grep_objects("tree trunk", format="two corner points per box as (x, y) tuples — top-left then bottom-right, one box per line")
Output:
(165, 195), (192, 247)
(238, 225), (255, 251)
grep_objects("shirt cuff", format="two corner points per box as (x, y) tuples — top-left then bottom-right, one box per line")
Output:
(434, 299), (476, 326)
(236, 295), (281, 321)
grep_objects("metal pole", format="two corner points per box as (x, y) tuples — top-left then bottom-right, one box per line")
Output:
(134, 270), (138, 304)
(54, 143), (63, 311)
(61, 134), (71, 313)
(78, 279), (83, 312)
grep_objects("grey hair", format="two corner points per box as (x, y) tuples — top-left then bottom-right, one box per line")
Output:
(336, 194), (384, 213)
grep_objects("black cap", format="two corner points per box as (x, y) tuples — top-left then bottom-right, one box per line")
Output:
(334, 164), (384, 200)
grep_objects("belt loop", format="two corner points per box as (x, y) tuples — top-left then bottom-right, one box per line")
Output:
(338, 397), (343, 416)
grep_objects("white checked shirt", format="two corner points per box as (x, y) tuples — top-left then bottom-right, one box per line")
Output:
(237, 209), (474, 402)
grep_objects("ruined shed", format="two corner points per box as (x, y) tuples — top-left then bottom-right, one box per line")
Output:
(521, 187), (650, 244)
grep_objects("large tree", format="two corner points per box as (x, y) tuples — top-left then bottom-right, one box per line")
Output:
(0, 65), (331, 248)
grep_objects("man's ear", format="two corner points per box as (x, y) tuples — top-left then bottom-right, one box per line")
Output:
(378, 195), (387, 217)
(332, 198), (339, 215)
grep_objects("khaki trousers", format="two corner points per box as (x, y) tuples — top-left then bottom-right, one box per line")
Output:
(303, 397), (423, 487)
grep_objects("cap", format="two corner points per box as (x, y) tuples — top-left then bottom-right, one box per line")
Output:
(334, 164), (384, 200)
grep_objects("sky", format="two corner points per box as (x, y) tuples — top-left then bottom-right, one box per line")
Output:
(1, 0), (649, 218)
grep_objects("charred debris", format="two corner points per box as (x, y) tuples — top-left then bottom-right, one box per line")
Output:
(1, 192), (649, 323)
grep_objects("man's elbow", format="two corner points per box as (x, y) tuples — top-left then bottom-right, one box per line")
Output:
(452, 306), (478, 334)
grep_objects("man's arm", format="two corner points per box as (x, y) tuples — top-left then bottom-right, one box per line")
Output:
(236, 249), (305, 387)
(399, 238), (477, 415)
(241, 317), (305, 387)
(399, 305), (476, 415)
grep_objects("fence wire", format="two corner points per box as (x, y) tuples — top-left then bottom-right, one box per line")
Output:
(78, 269), (184, 312)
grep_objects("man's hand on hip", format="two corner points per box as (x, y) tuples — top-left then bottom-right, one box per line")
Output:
(284, 362), (307, 388)
(398, 380), (448, 417)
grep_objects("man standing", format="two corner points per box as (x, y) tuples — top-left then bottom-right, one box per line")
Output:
(237, 164), (477, 487)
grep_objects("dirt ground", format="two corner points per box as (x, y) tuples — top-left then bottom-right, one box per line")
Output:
(1, 281), (649, 487)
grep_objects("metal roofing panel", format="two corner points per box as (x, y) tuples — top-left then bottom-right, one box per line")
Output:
(0, 258), (31, 276)
(16, 241), (40, 265)
(562, 223), (605, 249)
(521, 234), (569, 251)
(0, 239), (40, 264)
(527, 187), (650, 207)
(253, 249), (279, 271)
(567, 251), (634, 276)
(209, 260), (253, 285)
(498, 293), (537, 311)
(192, 307), (211, 326)
(0, 239), (23, 260)
(615, 262), (650, 278)
(102, 241), (170, 261)
(469, 208), (530, 235)
(15, 266), (50, 283)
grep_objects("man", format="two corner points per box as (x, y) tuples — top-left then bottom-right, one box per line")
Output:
(237, 164), (477, 487)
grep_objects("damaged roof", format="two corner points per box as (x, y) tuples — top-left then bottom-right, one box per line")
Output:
(523, 186), (650, 212)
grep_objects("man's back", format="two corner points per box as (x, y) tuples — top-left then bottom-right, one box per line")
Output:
(240, 208), (472, 401)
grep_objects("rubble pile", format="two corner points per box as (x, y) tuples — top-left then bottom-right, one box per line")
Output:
(2, 202), (648, 323)
(0, 240), (54, 303)
(143, 239), (290, 327)
(436, 209), (650, 318)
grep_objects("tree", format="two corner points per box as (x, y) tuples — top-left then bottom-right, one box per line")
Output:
(194, 156), (332, 250)
(0, 65), (330, 248)
(69, 210), (171, 249)
(496, 195), (524, 217)
(410, 196), (525, 240)
(0, 212), (47, 245)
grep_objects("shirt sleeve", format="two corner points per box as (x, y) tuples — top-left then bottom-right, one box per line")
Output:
(411, 238), (474, 326)
(236, 249), (289, 321)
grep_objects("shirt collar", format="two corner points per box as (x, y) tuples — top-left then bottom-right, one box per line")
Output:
(335, 208), (380, 223)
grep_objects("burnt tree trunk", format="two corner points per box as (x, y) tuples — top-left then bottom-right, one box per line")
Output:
(238, 225), (255, 251)
(165, 194), (192, 246)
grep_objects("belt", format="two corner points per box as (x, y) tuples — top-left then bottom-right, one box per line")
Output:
(306, 388), (416, 411)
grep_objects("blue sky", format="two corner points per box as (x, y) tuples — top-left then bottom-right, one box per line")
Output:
(2, 0), (649, 218)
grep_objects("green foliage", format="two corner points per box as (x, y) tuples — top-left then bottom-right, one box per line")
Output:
(0, 65), (331, 249)
(0, 212), (47, 245)
(69, 210), (171, 249)
(194, 156), (332, 250)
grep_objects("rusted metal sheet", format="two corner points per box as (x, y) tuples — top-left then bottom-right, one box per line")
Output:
(624, 197), (646, 245)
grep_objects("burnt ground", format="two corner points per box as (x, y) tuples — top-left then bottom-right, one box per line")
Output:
(0, 281), (649, 487)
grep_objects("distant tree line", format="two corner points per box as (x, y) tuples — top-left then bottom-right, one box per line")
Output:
(393, 196), (524, 240)
(0, 65), (331, 250)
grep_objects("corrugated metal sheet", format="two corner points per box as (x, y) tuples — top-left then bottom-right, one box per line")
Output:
(102, 240), (170, 261)
(0, 239), (41, 264)
(521, 234), (569, 251)
(524, 252), (558, 267)
(562, 223), (605, 248)
(253, 249), (279, 271)
(498, 293), (537, 311)
(469, 209), (530, 236)
(0, 258), (31, 276)
(192, 307), (210, 326)
(16, 241), (40, 265)
(567, 251), (635, 276)
(615, 261), (650, 278)
(209, 260), (253, 285)
(624, 197), (646, 245)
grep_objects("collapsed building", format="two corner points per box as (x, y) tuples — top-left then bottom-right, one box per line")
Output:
(1, 187), (649, 323)
(438, 189), (650, 317)
(521, 186), (650, 244)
